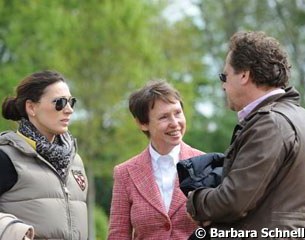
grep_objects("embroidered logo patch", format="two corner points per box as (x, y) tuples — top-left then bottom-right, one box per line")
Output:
(72, 170), (86, 191)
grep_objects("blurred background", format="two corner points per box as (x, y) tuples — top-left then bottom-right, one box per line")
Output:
(0, 0), (304, 239)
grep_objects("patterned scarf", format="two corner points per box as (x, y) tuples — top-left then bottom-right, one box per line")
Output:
(18, 118), (74, 179)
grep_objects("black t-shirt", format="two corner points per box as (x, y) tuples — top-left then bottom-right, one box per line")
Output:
(0, 149), (18, 195)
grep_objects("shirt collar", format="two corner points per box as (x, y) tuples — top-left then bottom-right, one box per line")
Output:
(149, 143), (180, 166)
(237, 88), (285, 122)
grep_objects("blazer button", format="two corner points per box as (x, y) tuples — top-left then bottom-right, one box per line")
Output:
(164, 222), (171, 231)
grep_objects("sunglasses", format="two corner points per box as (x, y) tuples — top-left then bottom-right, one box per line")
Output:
(52, 97), (77, 111)
(219, 73), (227, 82)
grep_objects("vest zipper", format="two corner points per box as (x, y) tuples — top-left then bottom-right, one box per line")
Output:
(62, 183), (73, 240)
(37, 154), (75, 239)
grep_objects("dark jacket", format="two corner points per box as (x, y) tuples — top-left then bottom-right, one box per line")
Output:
(177, 153), (224, 197)
(177, 153), (224, 240)
(187, 87), (305, 239)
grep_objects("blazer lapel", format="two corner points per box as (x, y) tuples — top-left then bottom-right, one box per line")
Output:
(168, 143), (193, 217)
(127, 149), (167, 215)
(168, 177), (186, 217)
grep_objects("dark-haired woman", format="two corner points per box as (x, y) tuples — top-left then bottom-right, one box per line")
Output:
(0, 70), (88, 240)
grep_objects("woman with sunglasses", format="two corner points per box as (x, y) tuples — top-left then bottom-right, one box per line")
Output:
(0, 70), (88, 240)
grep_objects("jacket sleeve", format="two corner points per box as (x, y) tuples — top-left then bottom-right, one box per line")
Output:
(107, 165), (132, 240)
(0, 213), (34, 240)
(187, 112), (295, 222)
(0, 149), (18, 195)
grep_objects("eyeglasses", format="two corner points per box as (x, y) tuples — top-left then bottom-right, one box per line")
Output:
(52, 97), (77, 111)
(219, 73), (227, 82)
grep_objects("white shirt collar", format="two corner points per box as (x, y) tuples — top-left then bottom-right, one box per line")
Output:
(149, 143), (180, 166)
(149, 143), (181, 213)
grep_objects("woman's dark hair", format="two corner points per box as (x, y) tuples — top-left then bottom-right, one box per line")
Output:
(2, 70), (66, 121)
(229, 31), (291, 88)
(129, 79), (183, 137)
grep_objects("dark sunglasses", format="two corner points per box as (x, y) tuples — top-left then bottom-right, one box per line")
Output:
(219, 73), (227, 82)
(52, 97), (77, 111)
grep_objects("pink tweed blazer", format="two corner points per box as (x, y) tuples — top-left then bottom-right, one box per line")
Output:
(108, 142), (203, 240)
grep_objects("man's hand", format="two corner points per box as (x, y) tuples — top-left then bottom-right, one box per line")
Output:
(187, 191), (212, 227)
(187, 212), (212, 227)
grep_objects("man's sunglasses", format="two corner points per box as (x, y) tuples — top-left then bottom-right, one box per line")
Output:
(52, 97), (77, 111)
(219, 73), (227, 82)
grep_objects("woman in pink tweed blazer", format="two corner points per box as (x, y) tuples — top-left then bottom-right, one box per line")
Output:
(108, 80), (204, 240)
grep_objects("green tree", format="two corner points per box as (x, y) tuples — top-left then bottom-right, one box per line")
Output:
(1, 1), (304, 238)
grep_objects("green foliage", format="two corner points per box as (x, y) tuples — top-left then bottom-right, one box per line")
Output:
(95, 176), (113, 216)
(0, 0), (304, 236)
(94, 205), (108, 240)
(184, 109), (237, 153)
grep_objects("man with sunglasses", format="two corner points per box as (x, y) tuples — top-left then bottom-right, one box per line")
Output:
(187, 31), (305, 239)
(0, 70), (88, 240)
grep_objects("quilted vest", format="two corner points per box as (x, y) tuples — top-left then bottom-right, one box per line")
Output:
(0, 131), (88, 240)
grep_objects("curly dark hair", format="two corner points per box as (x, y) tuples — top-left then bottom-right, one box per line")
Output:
(228, 31), (291, 87)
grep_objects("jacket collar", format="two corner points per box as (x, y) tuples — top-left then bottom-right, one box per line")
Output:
(244, 86), (300, 123)
(127, 142), (191, 217)
(0, 131), (37, 156)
